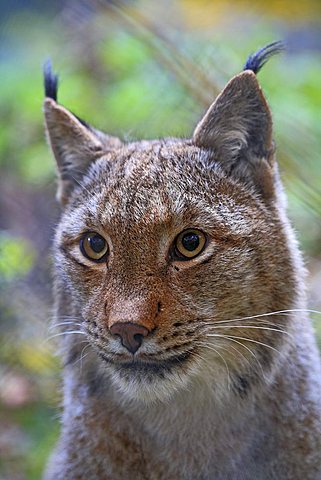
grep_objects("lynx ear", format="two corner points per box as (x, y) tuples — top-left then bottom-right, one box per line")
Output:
(43, 63), (122, 205)
(193, 70), (275, 199)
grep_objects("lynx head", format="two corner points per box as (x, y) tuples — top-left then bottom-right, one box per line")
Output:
(45, 43), (299, 404)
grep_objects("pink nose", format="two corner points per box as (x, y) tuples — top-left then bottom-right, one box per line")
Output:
(110, 322), (150, 354)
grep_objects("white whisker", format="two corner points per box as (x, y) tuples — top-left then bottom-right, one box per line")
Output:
(201, 341), (251, 370)
(49, 321), (83, 330)
(196, 337), (268, 385)
(200, 308), (321, 327)
(44, 330), (86, 345)
(195, 342), (231, 390)
(205, 325), (291, 336)
(217, 336), (267, 382)
(76, 343), (92, 372)
(206, 333), (282, 355)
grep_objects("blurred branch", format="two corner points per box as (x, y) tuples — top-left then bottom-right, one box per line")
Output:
(95, 0), (221, 106)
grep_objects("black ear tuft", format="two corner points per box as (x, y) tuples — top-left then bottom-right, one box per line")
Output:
(43, 59), (58, 101)
(244, 41), (285, 74)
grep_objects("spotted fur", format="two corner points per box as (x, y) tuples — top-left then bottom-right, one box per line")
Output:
(43, 46), (321, 479)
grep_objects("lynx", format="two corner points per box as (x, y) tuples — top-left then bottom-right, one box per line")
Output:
(43, 42), (321, 479)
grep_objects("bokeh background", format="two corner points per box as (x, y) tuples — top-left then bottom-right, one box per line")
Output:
(0, 1), (321, 478)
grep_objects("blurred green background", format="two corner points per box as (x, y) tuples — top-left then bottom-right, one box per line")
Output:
(0, 1), (321, 478)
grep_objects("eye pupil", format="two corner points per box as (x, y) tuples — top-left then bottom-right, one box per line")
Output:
(89, 235), (106, 253)
(80, 232), (108, 262)
(182, 233), (200, 252)
(174, 229), (206, 260)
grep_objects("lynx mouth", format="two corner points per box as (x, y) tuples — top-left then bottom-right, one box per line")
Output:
(99, 350), (193, 376)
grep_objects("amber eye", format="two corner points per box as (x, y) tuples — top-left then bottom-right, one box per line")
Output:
(174, 229), (206, 260)
(80, 233), (108, 262)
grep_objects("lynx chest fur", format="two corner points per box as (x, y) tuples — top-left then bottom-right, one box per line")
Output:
(44, 44), (321, 480)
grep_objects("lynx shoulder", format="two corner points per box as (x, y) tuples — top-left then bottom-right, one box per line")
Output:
(43, 43), (321, 480)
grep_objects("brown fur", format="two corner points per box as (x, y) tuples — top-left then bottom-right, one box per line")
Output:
(44, 68), (321, 479)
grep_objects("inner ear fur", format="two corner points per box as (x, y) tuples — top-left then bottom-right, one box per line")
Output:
(44, 98), (122, 205)
(193, 70), (276, 200)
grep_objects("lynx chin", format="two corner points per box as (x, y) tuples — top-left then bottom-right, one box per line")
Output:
(43, 42), (321, 479)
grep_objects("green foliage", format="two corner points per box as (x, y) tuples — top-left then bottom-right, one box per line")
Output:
(0, 233), (34, 282)
(0, 404), (59, 480)
(99, 32), (151, 75)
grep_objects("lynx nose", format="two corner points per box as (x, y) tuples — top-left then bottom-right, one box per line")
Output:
(110, 322), (150, 354)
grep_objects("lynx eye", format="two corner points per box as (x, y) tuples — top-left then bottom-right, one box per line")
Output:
(174, 229), (206, 260)
(80, 232), (108, 262)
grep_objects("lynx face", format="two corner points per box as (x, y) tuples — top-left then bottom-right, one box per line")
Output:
(46, 63), (298, 403)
